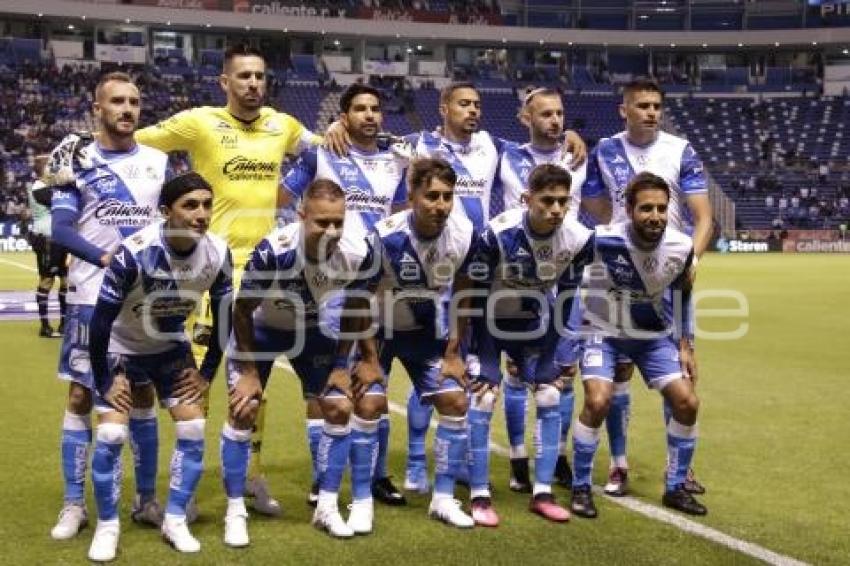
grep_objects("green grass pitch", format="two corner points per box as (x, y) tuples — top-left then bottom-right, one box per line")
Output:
(0, 251), (847, 564)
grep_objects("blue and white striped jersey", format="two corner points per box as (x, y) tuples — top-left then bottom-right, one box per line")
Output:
(581, 131), (707, 233)
(239, 222), (374, 332)
(51, 142), (167, 305)
(283, 146), (408, 239)
(583, 222), (694, 338)
(370, 209), (479, 336)
(97, 221), (233, 355)
(477, 208), (594, 320)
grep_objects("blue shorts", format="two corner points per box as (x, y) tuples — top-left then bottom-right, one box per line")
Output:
(379, 330), (463, 401)
(580, 334), (683, 390)
(226, 326), (341, 400)
(58, 304), (95, 389)
(475, 317), (572, 386)
(95, 343), (194, 412)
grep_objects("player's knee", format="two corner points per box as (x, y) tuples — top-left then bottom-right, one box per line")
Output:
(674, 391), (700, 421)
(354, 393), (385, 420)
(584, 387), (612, 418)
(470, 388), (497, 413)
(67, 384), (93, 414)
(132, 384), (156, 409)
(321, 398), (352, 425)
(230, 406), (258, 430)
(175, 418), (206, 441)
(435, 391), (467, 417)
(96, 422), (128, 445)
(534, 383), (561, 408)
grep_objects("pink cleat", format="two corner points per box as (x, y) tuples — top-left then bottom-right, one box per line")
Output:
(530, 493), (570, 523)
(471, 497), (500, 527)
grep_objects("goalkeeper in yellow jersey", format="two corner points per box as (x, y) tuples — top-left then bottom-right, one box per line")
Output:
(134, 44), (322, 517)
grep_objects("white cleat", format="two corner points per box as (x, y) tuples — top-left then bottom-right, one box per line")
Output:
(130, 496), (164, 527)
(403, 467), (431, 494)
(88, 520), (120, 562)
(223, 510), (250, 548)
(428, 497), (474, 529)
(246, 476), (283, 517)
(312, 505), (354, 538)
(346, 500), (374, 535)
(161, 514), (201, 553)
(51, 503), (88, 540)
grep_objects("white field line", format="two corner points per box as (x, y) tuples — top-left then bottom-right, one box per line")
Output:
(273, 358), (809, 566)
(0, 257), (37, 273)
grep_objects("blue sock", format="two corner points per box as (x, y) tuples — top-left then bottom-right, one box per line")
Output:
(92, 423), (126, 521)
(503, 378), (528, 458)
(166, 419), (206, 517)
(559, 387), (575, 451)
(220, 423), (252, 499)
(129, 408), (158, 502)
(467, 406), (493, 495)
(350, 416), (379, 502)
(572, 421), (601, 489)
(306, 419), (323, 484)
(533, 387), (561, 488)
(61, 411), (91, 505)
(373, 414), (390, 480)
(666, 418), (698, 492)
(406, 389), (431, 473)
(606, 383), (631, 468)
(433, 415), (467, 497)
(317, 423), (351, 494)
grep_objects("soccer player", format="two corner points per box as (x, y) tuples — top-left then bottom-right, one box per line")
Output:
(365, 158), (480, 528)
(282, 83), (409, 507)
(134, 43), (322, 515)
(570, 172), (707, 519)
(497, 88), (589, 493)
(581, 77), (711, 497)
(86, 172), (232, 560)
(469, 164), (594, 525)
(26, 154), (68, 337)
(48, 72), (167, 540)
(224, 178), (382, 542)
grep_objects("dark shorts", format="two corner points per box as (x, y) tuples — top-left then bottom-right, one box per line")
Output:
(32, 234), (68, 278)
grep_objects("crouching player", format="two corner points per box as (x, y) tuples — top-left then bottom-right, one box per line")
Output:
(224, 178), (382, 543)
(86, 173), (233, 560)
(468, 164), (594, 525)
(570, 172), (706, 518)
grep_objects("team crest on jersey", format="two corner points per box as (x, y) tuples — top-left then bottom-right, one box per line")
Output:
(122, 164), (142, 179)
(636, 153), (649, 166)
(643, 257), (659, 272)
(144, 166), (160, 181)
(424, 247), (438, 264)
(262, 119), (282, 134)
(663, 257), (684, 276)
(536, 245), (553, 262)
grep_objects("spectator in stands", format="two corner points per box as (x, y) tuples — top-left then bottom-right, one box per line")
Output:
(765, 194), (774, 208)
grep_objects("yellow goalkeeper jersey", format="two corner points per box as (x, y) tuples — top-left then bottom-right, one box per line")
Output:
(136, 106), (318, 267)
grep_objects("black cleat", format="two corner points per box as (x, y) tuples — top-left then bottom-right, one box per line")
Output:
(306, 481), (319, 507)
(570, 486), (598, 519)
(662, 485), (707, 516)
(554, 455), (573, 489)
(372, 476), (407, 506)
(509, 457), (532, 493)
(684, 467), (706, 494)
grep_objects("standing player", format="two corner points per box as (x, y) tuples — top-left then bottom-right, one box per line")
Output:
(282, 84), (409, 507)
(570, 172), (707, 518)
(86, 173), (232, 560)
(223, 179), (382, 542)
(496, 88), (589, 493)
(48, 72), (167, 540)
(580, 78), (711, 496)
(27, 154), (68, 337)
(134, 44), (322, 515)
(365, 158), (479, 528)
(469, 164), (594, 525)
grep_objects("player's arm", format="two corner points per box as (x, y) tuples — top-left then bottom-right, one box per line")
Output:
(672, 250), (697, 384)
(198, 248), (235, 382)
(50, 187), (110, 267)
(391, 167), (409, 213)
(134, 109), (199, 152)
(580, 146), (613, 224)
(556, 232), (595, 321)
(680, 144), (713, 257)
(88, 245), (138, 410)
(279, 147), (318, 210)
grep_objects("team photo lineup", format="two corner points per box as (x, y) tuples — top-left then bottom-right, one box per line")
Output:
(2, 3), (848, 564)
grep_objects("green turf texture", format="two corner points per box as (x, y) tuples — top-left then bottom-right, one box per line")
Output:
(0, 253), (846, 564)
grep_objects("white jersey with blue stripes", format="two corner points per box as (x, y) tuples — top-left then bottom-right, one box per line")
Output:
(283, 145), (408, 239)
(51, 142), (167, 305)
(479, 208), (594, 319)
(581, 131), (707, 233)
(371, 209), (478, 335)
(498, 143), (585, 221)
(97, 221), (233, 355)
(583, 222), (694, 338)
(412, 130), (501, 232)
(239, 222), (373, 332)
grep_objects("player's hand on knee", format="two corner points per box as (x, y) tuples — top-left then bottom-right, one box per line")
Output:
(323, 120), (351, 157)
(505, 357), (519, 378)
(563, 130), (587, 168)
(439, 353), (469, 390)
(351, 360), (383, 399)
(44, 131), (95, 187)
(173, 368), (209, 405)
(104, 374), (132, 414)
(679, 342), (698, 387)
(470, 379), (499, 405)
(229, 371), (263, 421)
(323, 367), (353, 401)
